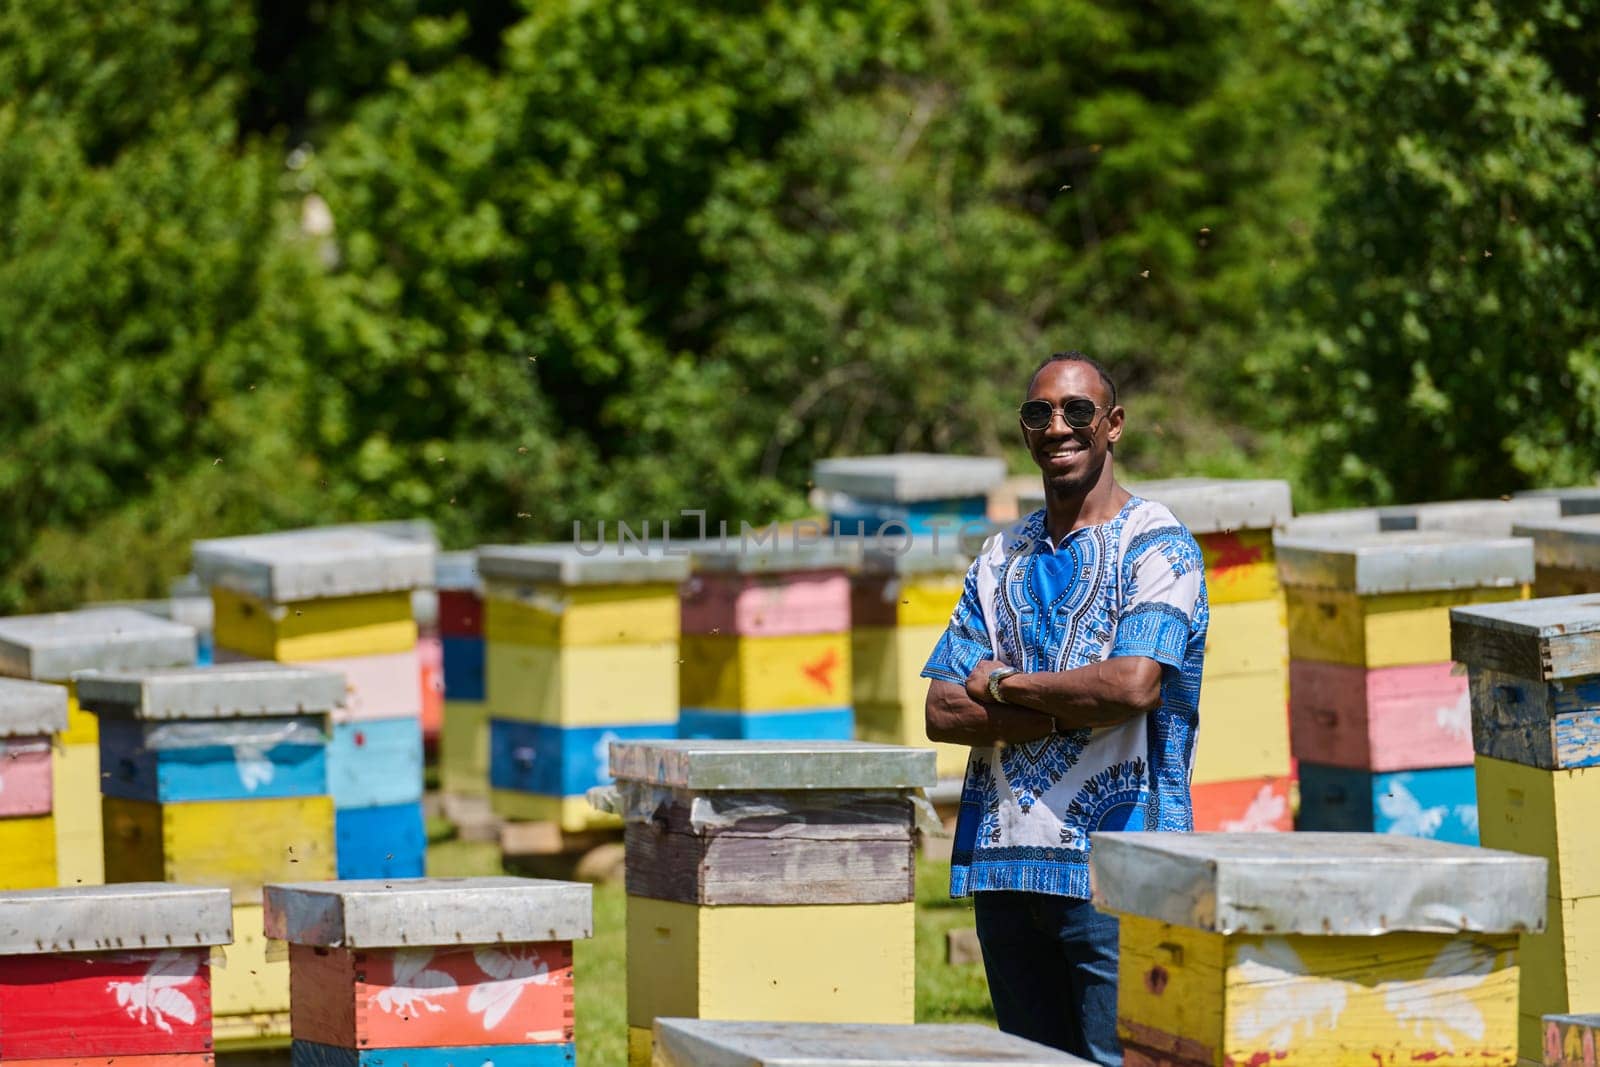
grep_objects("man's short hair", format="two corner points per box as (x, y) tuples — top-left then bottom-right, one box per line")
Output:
(1031, 351), (1118, 408)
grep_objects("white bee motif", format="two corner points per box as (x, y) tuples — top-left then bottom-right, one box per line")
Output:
(1230, 939), (1348, 1050)
(1434, 690), (1472, 742)
(106, 951), (199, 1034)
(1385, 940), (1497, 1049)
(468, 946), (553, 1031)
(1376, 778), (1447, 838)
(1220, 784), (1286, 832)
(233, 743), (276, 792)
(374, 949), (458, 1016)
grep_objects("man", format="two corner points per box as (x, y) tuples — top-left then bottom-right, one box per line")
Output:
(922, 351), (1207, 1066)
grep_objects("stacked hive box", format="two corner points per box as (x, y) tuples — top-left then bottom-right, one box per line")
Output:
(1130, 479), (1296, 831)
(1451, 596), (1600, 1060)
(1380, 496), (1563, 534)
(194, 528), (434, 879)
(78, 663), (343, 1049)
(1513, 517), (1600, 597)
(264, 876), (593, 1067)
(1092, 831), (1546, 1067)
(1280, 531), (1533, 843)
(480, 544), (687, 834)
(851, 537), (972, 781)
(0, 608), (196, 886)
(0, 883), (233, 1063)
(613, 739), (934, 1066)
(1544, 1013), (1600, 1066)
(0, 679), (68, 888)
(436, 551), (489, 798)
(652, 1020), (1088, 1065)
(814, 454), (1004, 537)
(679, 539), (859, 741)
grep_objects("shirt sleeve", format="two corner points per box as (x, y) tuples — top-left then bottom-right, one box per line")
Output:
(920, 559), (993, 684)
(1111, 525), (1205, 670)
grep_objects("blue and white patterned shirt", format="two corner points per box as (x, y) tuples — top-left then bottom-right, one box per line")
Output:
(921, 497), (1208, 899)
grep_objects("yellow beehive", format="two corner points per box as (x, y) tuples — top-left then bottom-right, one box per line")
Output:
(1198, 527), (1281, 605)
(483, 579), (679, 647)
(485, 640), (679, 726)
(1092, 832), (1546, 1067)
(1287, 586), (1525, 667)
(1193, 671), (1291, 784)
(212, 900), (292, 1050)
(679, 632), (851, 712)
(0, 814), (56, 890)
(52, 740), (104, 885)
(211, 587), (418, 661)
(439, 698), (491, 796)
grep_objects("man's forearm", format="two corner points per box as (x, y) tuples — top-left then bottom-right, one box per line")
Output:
(925, 680), (1055, 746)
(994, 657), (1161, 729)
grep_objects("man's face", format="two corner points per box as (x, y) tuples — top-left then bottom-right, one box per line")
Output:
(1023, 361), (1124, 496)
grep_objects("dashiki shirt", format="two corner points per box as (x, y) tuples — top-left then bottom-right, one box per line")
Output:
(922, 496), (1208, 899)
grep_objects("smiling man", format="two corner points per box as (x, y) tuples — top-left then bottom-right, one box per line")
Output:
(922, 351), (1208, 1065)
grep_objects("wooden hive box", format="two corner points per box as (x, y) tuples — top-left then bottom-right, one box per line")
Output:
(0, 883), (231, 1061)
(0, 608), (198, 887)
(1451, 595), (1600, 1051)
(0, 679), (69, 889)
(651, 1019), (1090, 1066)
(1511, 517), (1600, 597)
(814, 453), (1004, 537)
(1543, 1012), (1600, 1067)
(612, 739), (935, 1066)
(438, 550), (489, 799)
(1090, 831), (1547, 1067)
(264, 876), (592, 1063)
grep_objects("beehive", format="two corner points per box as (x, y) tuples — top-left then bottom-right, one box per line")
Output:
(612, 739), (933, 1066)
(0, 607), (197, 886)
(1452, 594), (1600, 1058)
(194, 528), (433, 879)
(1092, 831), (1546, 1067)
(264, 876), (592, 1066)
(436, 551), (489, 798)
(0, 679), (68, 889)
(1543, 1013), (1600, 1067)
(1280, 531), (1534, 843)
(1379, 497), (1563, 535)
(651, 1019), (1089, 1065)
(78, 662), (346, 1049)
(814, 453), (1003, 537)
(479, 544), (686, 834)
(1512, 517), (1600, 597)
(0, 883), (231, 1061)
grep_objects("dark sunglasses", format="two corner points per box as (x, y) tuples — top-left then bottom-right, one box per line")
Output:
(1018, 398), (1110, 431)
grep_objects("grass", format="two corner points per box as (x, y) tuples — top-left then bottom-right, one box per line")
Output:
(427, 827), (995, 1067)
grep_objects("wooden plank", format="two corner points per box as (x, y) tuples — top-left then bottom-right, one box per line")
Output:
(0, 813), (56, 889)
(623, 794), (915, 906)
(1288, 586), (1524, 668)
(1189, 777), (1291, 832)
(682, 571), (851, 638)
(1471, 669), (1600, 769)
(0, 948), (214, 1057)
(1521, 896), (1600, 1025)
(679, 633), (852, 711)
(483, 581), (679, 647)
(1477, 756), (1600, 899)
(211, 588), (417, 661)
(1116, 915), (1520, 1067)
(624, 896), (915, 1029)
(103, 795), (336, 896)
(1542, 1013), (1600, 1067)
(1290, 661), (1471, 772)
(54, 737), (104, 885)
(0, 737), (54, 816)
(484, 641), (678, 726)
(1203, 598), (1286, 676)
(1197, 529), (1279, 605)
(287, 941), (574, 1049)
(1193, 669), (1289, 784)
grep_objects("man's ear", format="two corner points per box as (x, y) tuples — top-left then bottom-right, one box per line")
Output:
(1104, 405), (1126, 445)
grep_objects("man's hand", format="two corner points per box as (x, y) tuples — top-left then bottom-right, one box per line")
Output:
(964, 659), (1010, 704)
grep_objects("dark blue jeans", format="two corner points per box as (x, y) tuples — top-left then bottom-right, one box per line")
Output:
(973, 891), (1122, 1067)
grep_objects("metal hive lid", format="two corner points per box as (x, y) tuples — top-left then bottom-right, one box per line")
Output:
(609, 740), (936, 791)
(0, 883), (233, 955)
(1380, 496), (1563, 536)
(1125, 478), (1294, 533)
(0, 678), (69, 737)
(1510, 515), (1600, 569)
(435, 551), (483, 592)
(192, 528), (434, 603)
(76, 663), (346, 720)
(859, 534), (984, 577)
(653, 1020), (1091, 1066)
(476, 542), (691, 586)
(1514, 486), (1600, 517)
(681, 535), (861, 575)
(0, 608), (197, 682)
(1274, 530), (1534, 593)
(812, 454), (1005, 503)
(1089, 832), (1546, 935)
(1450, 594), (1600, 680)
(263, 877), (593, 948)
(1277, 507), (1384, 539)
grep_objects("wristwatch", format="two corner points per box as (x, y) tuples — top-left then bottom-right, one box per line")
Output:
(986, 666), (1020, 703)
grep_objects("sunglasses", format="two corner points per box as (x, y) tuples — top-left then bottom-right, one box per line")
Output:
(1018, 398), (1111, 431)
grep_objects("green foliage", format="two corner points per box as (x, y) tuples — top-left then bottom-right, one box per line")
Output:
(1269, 0), (1600, 504)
